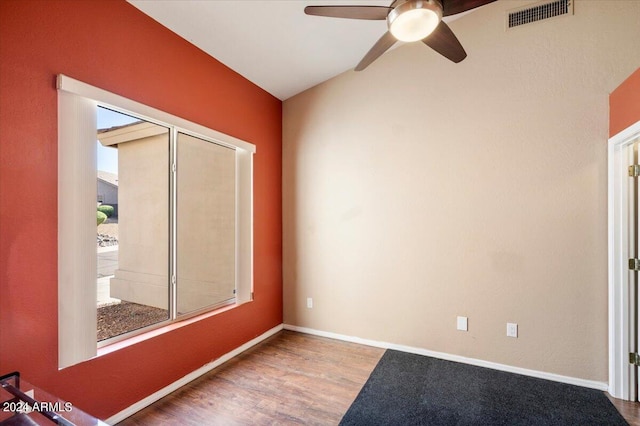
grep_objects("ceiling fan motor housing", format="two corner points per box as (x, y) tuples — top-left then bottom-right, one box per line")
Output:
(388, 0), (444, 42)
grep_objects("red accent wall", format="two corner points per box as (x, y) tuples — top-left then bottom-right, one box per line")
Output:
(610, 68), (640, 137)
(0, 0), (282, 419)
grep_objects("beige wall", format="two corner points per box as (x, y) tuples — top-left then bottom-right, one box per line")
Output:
(176, 133), (236, 314)
(283, 0), (640, 382)
(110, 131), (170, 309)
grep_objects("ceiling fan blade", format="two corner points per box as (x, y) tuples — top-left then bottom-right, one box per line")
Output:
(355, 31), (397, 71)
(442, 0), (497, 17)
(304, 6), (391, 20)
(422, 21), (466, 63)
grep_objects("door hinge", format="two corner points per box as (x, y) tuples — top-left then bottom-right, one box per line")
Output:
(630, 352), (640, 366)
(629, 165), (640, 177)
(629, 259), (640, 271)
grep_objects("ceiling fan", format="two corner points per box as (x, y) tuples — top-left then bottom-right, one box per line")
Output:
(305, 0), (497, 71)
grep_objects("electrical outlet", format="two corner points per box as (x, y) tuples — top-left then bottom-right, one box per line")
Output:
(457, 316), (468, 331)
(307, 297), (313, 309)
(507, 322), (518, 338)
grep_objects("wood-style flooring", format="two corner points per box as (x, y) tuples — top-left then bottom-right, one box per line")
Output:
(117, 330), (384, 425)
(118, 330), (640, 425)
(609, 394), (640, 426)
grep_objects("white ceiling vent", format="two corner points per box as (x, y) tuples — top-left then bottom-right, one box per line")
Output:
(506, 0), (573, 30)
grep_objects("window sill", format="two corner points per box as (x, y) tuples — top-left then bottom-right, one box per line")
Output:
(97, 300), (250, 357)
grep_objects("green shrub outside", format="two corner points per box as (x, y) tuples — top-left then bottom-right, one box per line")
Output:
(97, 211), (107, 226)
(97, 205), (115, 217)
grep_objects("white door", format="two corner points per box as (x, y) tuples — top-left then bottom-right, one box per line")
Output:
(629, 139), (640, 401)
(608, 123), (640, 401)
(629, 140), (639, 401)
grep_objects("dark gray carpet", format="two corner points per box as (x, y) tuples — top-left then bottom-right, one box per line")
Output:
(340, 350), (627, 426)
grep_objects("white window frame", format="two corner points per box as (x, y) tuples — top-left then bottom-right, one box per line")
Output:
(58, 74), (254, 369)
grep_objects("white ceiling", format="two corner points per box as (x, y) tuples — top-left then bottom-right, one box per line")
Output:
(128, 0), (474, 100)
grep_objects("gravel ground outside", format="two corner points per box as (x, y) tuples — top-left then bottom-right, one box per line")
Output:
(96, 218), (170, 341)
(97, 302), (168, 341)
(97, 217), (119, 239)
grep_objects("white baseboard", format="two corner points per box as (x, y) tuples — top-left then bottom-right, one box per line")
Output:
(105, 324), (284, 425)
(283, 324), (609, 392)
(106, 322), (608, 424)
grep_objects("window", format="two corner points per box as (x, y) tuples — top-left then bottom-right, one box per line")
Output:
(96, 108), (170, 342)
(58, 75), (254, 368)
(176, 132), (237, 315)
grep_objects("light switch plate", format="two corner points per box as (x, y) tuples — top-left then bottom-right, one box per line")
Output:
(457, 316), (468, 331)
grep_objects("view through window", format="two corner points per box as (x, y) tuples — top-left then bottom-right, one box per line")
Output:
(176, 133), (236, 314)
(96, 107), (170, 341)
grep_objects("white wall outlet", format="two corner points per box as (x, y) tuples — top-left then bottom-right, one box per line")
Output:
(507, 322), (518, 338)
(457, 316), (468, 331)
(307, 297), (313, 309)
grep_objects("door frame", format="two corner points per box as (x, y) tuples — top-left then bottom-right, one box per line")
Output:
(609, 119), (640, 400)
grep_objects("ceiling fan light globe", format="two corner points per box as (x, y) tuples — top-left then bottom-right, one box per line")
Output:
(390, 9), (439, 42)
(388, 0), (443, 43)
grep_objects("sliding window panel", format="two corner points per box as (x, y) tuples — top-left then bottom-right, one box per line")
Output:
(176, 132), (236, 315)
(97, 109), (171, 343)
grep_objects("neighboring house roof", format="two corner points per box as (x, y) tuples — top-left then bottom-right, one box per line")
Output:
(97, 120), (144, 134)
(98, 170), (118, 187)
(98, 120), (168, 148)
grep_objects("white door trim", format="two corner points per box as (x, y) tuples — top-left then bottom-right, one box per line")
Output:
(609, 119), (640, 400)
